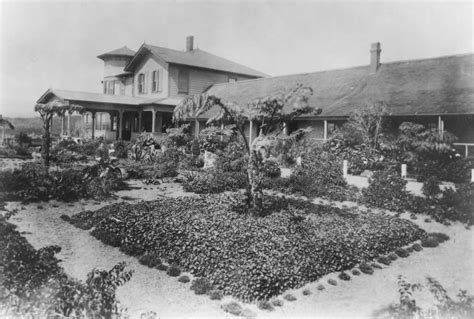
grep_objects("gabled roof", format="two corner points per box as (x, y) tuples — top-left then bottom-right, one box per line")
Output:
(201, 53), (474, 119)
(124, 43), (267, 78)
(97, 46), (136, 60)
(37, 89), (181, 106)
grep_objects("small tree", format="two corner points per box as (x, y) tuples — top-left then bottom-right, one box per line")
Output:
(34, 101), (83, 167)
(174, 84), (320, 215)
(345, 103), (386, 150)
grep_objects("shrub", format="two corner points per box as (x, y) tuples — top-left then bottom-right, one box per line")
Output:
(178, 275), (190, 283)
(428, 232), (450, 243)
(221, 302), (243, 316)
(351, 269), (360, 276)
(156, 263), (169, 271)
(271, 298), (284, 307)
(371, 263), (383, 269)
(139, 253), (161, 268)
(302, 289), (312, 296)
(182, 170), (247, 194)
(208, 289), (223, 300)
(421, 237), (439, 248)
(113, 140), (131, 159)
(361, 170), (409, 212)
(257, 300), (274, 311)
(389, 253), (398, 261)
(359, 263), (374, 275)
(328, 279), (338, 286)
(190, 278), (213, 295)
(68, 194), (425, 302)
(338, 272), (351, 281)
(395, 248), (409, 258)
(262, 160), (281, 178)
(422, 176), (441, 199)
(406, 247), (414, 253)
(284, 294), (297, 301)
(377, 256), (391, 266)
(412, 243), (423, 252)
(166, 265), (182, 277)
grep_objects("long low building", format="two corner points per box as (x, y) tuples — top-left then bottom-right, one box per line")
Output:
(37, 38), (474, 156)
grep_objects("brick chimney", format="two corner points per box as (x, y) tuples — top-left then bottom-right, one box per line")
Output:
(370, 42), (381, 73)
(186, 36), (194, 51)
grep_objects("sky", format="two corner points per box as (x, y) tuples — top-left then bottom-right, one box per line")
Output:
(0, 0), (472, 117)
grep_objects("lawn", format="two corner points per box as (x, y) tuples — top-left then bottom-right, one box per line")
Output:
(67, 193), (426, 301)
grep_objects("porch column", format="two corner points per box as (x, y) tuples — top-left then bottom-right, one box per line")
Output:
(438, 116), (444, 138)
(138, 111), (143, 133)
(91, 112), (96, 139)
(60, 115), (64, 137)
(67, 113), (72, 137)
(151, 110), (156, 133)
(283, 122), (288, 135)
(118, 110), (123, 140)
(194, 119), (200, 137)
(323, 120), (328, 141)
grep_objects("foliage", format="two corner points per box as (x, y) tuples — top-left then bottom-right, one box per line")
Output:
(302, 289), (312, 296)
(167, 265), (182, 277)
(257, 300), (274, 311)
(67, 194), (425, 301)
(262, 159), (281, 178)
(338, 272), (351, 281)
(128, 133), (162, 162)
(15, 132), (32, 146)
(113, 140), (131, 159)
(0, 161), (124, 202)
(182, 170), (247, 194)
(361, 170), (409, 212)
(178, 275), (190, 283)
(198, 125), (235, 152)
(359, 263), (374, 275)
(284, 294), (297, 301)
(190, 278), (213, 295)
(174, 84), (320, 214)
(378, 276), (474, 319)
(139, 253), (161, 268)
(328, 279), (338, 286)
(165, 124), (192, 148)
(0, 215), (132, 318)
(208, 289), (224, 300)
(221, 302), (243, 316)
(422, 176), (441, 199)
(395, 248), (409, 258)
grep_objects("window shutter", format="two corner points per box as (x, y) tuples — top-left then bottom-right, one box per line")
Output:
(158, 70), (163, 92)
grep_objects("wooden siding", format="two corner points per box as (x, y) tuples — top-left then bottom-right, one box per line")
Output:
(168, 65), (256, 97)
(133, 52), (169, 99)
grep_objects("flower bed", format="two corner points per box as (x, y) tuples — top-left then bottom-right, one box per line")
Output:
(68, 194), (426, 301)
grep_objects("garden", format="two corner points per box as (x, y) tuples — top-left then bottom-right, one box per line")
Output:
(1, 90), (473, 318)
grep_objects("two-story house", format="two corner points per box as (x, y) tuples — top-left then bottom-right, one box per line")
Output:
(37, 36), (266, 141)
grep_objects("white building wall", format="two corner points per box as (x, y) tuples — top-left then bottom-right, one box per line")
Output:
(133, 53), (169, 98)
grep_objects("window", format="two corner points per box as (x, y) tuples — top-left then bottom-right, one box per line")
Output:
(152, 70), (161, 92)
(138, 73), (145, 94)
(178, 69), (189, 94)
(228, 77), (237, 83)
(107, 81), (114, 95)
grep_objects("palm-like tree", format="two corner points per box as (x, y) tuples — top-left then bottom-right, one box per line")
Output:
(0, 115), (15, 144)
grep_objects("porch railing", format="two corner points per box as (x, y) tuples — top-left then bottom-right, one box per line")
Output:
(453, 143), (474, 158)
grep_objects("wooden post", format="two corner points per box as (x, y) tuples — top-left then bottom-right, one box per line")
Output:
(67, 113), (72, 137)
(438, 116), (444, 138)
(91, 112), (96, 139)
(118, 110), (123, 140)
(343, 160), (348, 178)
(471, 169), (474, 183)
(401, 164), (407, 178)
(138, 111), (143, 133)
(194, 119), (200, 137)
(151, 110), (156, 133)
(60, 115), (64, 137)
(323, 120), (328, 141)
(249, 120), (253, 146)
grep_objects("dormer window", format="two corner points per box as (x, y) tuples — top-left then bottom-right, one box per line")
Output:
(178, 69), (189, 94)
(152, 70), (161, 92)
(138, 73), (145, 94)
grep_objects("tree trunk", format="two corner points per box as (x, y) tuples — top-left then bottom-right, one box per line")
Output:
(246, 150), (264, 215)
(42, 116), (51, 167)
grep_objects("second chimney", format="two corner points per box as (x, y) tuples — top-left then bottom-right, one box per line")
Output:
(370, 42), (381, 73)
(186, 36), (194, 51)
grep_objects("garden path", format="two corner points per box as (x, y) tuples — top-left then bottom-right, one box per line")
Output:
(7, 179), (474, 319)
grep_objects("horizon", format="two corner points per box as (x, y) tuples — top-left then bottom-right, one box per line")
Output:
(1, 0), (472, 118)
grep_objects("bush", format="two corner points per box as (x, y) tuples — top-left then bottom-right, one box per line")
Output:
(167, 265), (182, 277)
(412, 243), (423, 252)
(422, 176), (441, 199)
(395, 248), (409, 258)
(271, 298), (284, 306)
(328, 279), (338, 286)
(182, 170), (247, 194)
(190, 278), (213, 295)
(208, 289), (223, 300)
(302, 289), (312, 295)
(317, 284), (326, 290)
(284, 294), (297, 301)
(257, 300), (274, 311)
(359, 263), (374, 275)
(377, 256), (391, 265)
(139, 253), (161, 268)
(428, 232), (450, 243)
(113, 140), (131, 159)
(361, 170), (409, 212)
(221, 302), (243, 316)
(421, 237), (439, 248)
(156, 263), (169, 271)
(67, 194), (425, 302)
(178, 275), (190, 283)
(262, 160), (281, 178)
(351, 269), (361, 276)
(338, 272), (351, 281)
(388, 253), (398, 261)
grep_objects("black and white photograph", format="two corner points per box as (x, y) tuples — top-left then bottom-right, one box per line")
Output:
(0, 0), (473, 318)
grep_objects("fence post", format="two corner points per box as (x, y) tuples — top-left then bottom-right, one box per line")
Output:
(343, 160), (348, 178)
(401, 164), (407, 178)
(471, 169), (474, 183)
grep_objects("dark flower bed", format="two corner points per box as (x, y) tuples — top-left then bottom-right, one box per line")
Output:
(68, 194), (426, 301)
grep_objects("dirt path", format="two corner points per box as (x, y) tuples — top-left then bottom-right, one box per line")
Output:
(7, 179), (474, 318)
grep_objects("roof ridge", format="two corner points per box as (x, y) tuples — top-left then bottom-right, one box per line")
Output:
(208, 52), (474, 89)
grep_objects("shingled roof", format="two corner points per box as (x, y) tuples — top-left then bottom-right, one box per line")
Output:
(97, 46), (136, 60)
(124, 44), (267, 78)
(202, 53), (474, 119)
